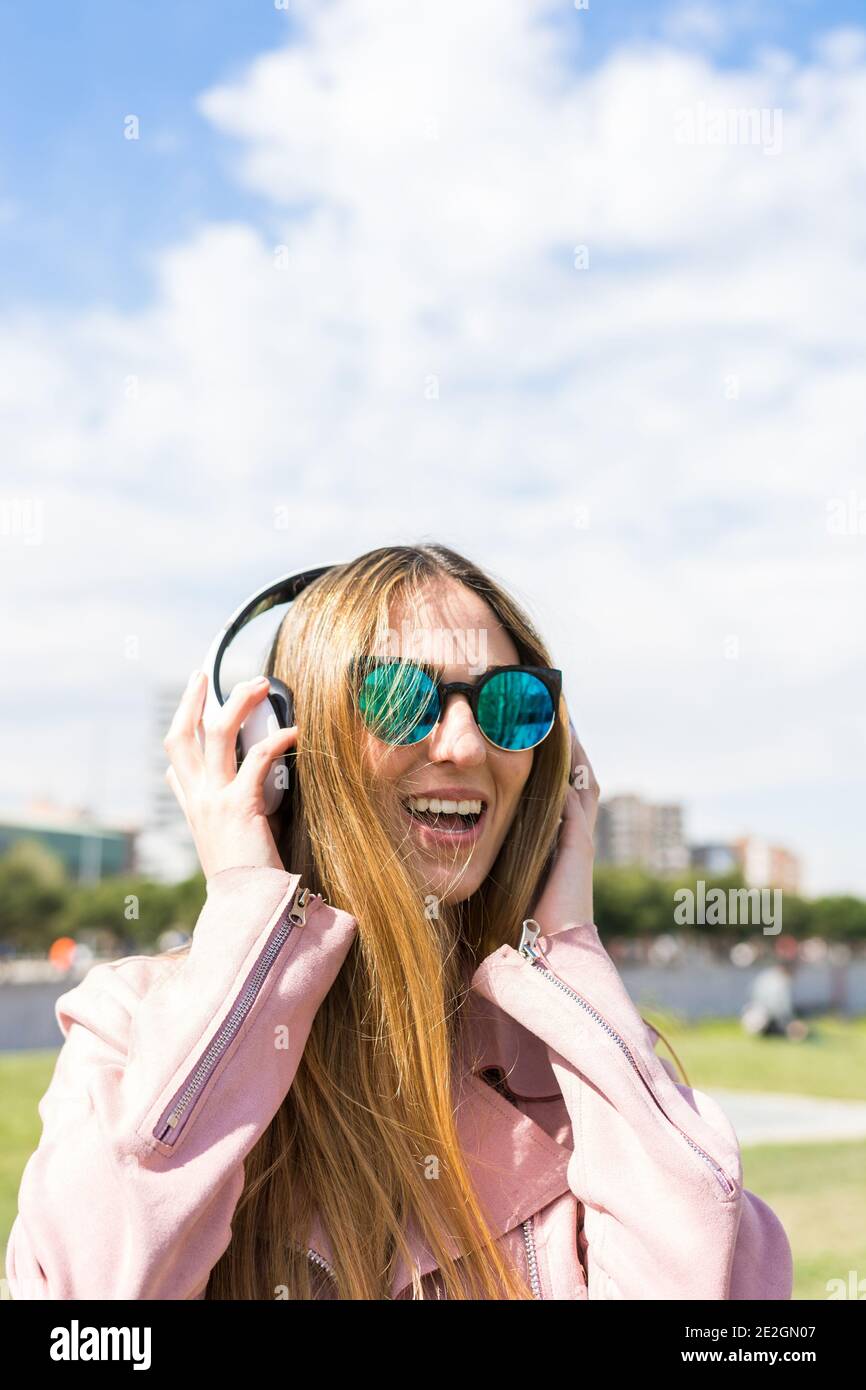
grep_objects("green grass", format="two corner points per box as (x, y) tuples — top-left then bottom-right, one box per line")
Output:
(0, 1049), (58, 1288)
(741, 1139), (866, 1300)
(640, 1011), (866, 1100)
(2, 1024), (865, 1300)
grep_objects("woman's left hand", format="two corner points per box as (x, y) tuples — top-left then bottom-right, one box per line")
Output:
(530, 716), (601, 933)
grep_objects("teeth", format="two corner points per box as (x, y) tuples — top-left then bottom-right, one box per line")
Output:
(405, 796), (483, 815)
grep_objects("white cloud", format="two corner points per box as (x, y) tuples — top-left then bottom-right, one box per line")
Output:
(663, 4), (730, 49)
(1, 3), (864, 893)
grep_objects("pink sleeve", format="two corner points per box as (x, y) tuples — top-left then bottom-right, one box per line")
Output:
(638, 1020), (793, 1299)
(471, 923), (794, 1300)
(5, 866), (357, 1300)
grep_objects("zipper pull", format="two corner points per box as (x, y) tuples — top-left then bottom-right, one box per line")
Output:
(518, 918), (544, 960)
(288, 885), (312, 925)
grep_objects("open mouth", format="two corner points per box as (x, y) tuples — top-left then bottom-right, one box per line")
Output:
(401, 796), (488, 838)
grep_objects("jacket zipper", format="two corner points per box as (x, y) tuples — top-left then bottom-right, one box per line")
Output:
(152, 882), (319, 1145)
(305, 1215), (540, 1301)
(517, 920), (736, 1197)
(521, 1216), (542, 1299)
(310, 1234), (540, 1300)
(306, 1247), (338, 1288)
(307, 1239), (541, 1300)
(474, 1066), (545, 1299)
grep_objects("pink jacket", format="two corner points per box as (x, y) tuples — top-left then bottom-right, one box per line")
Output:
(6, 865), (794, 1300)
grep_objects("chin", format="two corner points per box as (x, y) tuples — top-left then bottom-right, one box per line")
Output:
(427, 863), (489, 907)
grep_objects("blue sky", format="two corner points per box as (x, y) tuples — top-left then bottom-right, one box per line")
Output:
(1, 0), (863, 312)
(1, 0), (864, 895)
(0, 1), (286, 309)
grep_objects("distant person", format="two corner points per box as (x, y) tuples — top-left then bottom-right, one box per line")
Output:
(742, 959), (808, 1040)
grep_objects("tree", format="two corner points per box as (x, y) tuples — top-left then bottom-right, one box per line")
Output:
(0, 839), (69, 952)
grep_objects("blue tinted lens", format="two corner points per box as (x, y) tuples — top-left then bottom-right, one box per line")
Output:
(357, 662), (439, 745)
(476, 670), (555, 750)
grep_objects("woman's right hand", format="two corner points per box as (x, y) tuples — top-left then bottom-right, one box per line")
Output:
(163, 670), (298, 880)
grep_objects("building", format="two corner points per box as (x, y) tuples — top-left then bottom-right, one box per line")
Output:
(0, 801), (136, 882)
(690, 837), (802, 892)
(132, 681), (202, 884)
(690, 842), (740, 875)
(732, 836), (801, 894)
(595, 794), (689, 874)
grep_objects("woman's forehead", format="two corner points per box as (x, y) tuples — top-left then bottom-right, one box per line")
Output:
(376, 585), (517, 671)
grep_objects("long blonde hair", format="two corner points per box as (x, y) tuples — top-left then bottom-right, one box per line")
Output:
(196, 543), (571, 1298)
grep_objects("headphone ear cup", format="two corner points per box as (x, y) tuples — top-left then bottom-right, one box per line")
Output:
(266, 677), (296, 809)
(235, 675), (297, 814)
(263, 675), (294, 729)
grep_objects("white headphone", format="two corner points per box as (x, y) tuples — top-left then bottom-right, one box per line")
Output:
(200, 566), (336, 814)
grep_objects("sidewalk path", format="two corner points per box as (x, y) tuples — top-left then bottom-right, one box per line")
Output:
(705, 1089), (866, 1146)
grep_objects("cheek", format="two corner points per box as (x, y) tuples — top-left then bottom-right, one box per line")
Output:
(362, 733), (419, 787)
(494, 752), (533, 818)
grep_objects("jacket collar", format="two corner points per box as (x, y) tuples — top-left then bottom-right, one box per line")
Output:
(308, 983), (574, 1298)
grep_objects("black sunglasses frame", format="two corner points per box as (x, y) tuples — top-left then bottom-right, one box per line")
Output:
(350, 657), (563, 752)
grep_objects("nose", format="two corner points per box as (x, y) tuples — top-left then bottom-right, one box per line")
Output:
(426, 692), (486, 766)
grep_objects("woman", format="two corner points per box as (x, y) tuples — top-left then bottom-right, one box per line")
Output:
(6, 543), (793, 1300)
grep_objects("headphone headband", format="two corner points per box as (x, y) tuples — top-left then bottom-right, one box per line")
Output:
(205, 565), (336, 708)
(199, 563), (339, 817)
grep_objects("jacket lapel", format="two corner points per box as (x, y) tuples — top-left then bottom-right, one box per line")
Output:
(470, 928), (746, 1298)
(387, 984), (574, 1298)
(307, 971), (576, 1298)
(387, 1067), (574, 1297)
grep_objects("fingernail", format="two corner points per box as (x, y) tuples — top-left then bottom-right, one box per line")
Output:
(253, 675), (270, 686)
(187, 670), (202, 687)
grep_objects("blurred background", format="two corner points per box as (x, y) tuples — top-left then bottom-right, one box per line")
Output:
(1, 0), (864, 1300)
